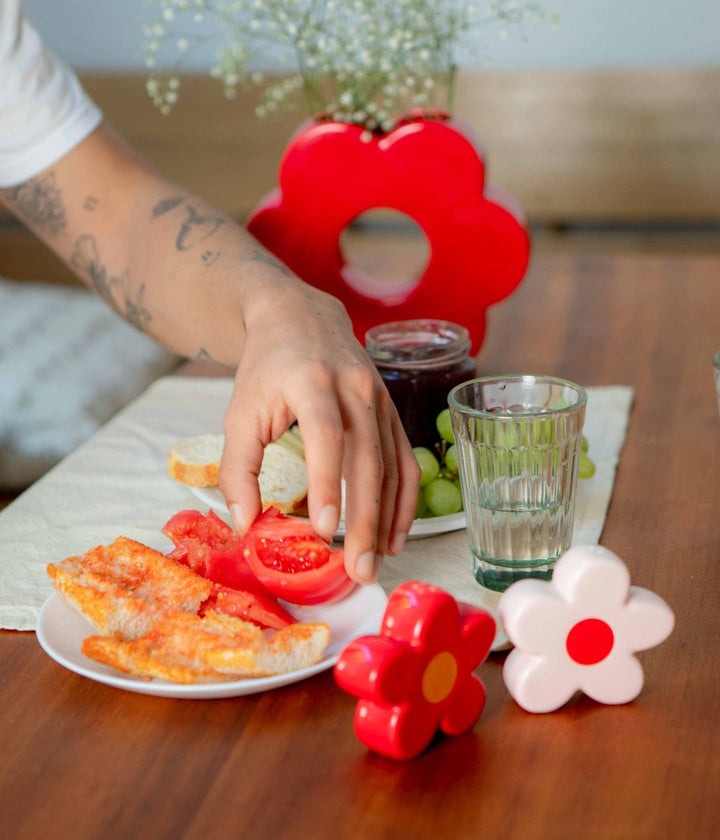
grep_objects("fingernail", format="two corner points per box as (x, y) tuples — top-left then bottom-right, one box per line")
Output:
(229, 503), (247, 533)
(355, 551), (377, 583)
(316, 504), (339, 538)
(389, 532), (407, 556)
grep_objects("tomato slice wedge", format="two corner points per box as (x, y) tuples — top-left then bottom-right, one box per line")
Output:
(162, 509), (295, 629)
(199, 583), (292, 631)
(242, 507), (356, 606)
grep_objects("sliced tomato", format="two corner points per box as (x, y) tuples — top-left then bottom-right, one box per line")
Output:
(242, 507), (356, 606)
(199, 583), (292, 631)
(162, 509), (295, 629)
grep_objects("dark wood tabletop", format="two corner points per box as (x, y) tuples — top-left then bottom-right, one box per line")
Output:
(1, 251), (718, 840)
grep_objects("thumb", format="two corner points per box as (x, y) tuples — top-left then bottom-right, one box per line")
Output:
(217, 431), (264, 536)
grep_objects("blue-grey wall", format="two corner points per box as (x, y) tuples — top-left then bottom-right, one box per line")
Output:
(21, 0), (720, 72)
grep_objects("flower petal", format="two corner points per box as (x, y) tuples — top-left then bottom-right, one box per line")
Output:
(381, 581), (460, 655)
(552, 546), (630, 612)
(503, 649), (578, 713)
(334, 636), (419, 705)
(577, 652), (645, 705)
(439, 674), (486, 735)
(499, 579), (568, 655)
(615, 587), (675, 652)
(354, 699), (439, 761)
(457, 605), (496, 671)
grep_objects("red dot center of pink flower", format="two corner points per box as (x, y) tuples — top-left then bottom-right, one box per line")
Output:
(566, 618), (614, 665)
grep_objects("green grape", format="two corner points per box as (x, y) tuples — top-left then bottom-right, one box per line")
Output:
(413, 446), (440, 487)
(581, 435), (590, 453)
(424, 478), (463, 516)
(578, 451), (596, 479)
(436, 408), (455, 444)
(444, 443), (459, 474)
(415, 489), (428, 519)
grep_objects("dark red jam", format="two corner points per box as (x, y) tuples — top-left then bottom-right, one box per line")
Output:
(365, 320), (476, 449)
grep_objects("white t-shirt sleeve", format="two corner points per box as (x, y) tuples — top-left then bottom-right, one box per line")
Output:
(0, 0), (103, 187)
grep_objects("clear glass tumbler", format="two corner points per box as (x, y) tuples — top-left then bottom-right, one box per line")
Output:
(448, 375), (587, 592)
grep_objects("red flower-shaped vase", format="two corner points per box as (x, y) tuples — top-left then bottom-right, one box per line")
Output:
(247, 114), (530, 353)
(334, 580), (496, 760)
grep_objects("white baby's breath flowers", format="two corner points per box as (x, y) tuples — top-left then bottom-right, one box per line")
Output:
(142, 0), (557, 130)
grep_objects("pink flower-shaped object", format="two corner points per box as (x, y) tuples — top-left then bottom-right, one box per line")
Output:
(498, 545), (675, 713)
(334, 580), (495, 760)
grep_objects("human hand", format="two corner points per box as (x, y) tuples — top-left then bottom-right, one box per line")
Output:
(218, 282), (420, 585)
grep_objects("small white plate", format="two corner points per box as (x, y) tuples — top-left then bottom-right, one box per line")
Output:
(189, 485), (467, 540)
(36, 584), (387, 699)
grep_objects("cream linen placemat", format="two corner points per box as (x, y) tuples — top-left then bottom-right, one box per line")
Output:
(0, 377), (633, 634)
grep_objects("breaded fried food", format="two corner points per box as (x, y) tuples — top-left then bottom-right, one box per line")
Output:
(47, 537), (212, 639)
(82, 610), (331, 683)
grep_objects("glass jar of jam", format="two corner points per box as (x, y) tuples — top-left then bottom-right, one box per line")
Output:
(365, 319), (477, 449)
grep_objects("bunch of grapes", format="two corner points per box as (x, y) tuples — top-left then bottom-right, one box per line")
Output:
(413, 409), (463, 518)
(412, 410), (597, 520)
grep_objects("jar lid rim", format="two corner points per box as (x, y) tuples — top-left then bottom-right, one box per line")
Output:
(365, 319), (471, 368)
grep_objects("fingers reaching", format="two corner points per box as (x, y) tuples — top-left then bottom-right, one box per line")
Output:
(294, 389), (345, 542)
(387, 409), (421, 556)
(217, 378), (267, 536)
(214, 284), (419, 588)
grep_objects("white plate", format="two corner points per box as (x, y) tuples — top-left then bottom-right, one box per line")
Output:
(36, 584), (387, 699)
(189, 485), (467, 540)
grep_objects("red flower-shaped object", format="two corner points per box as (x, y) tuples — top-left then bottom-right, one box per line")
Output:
(247, 115), (530, 353)
(334, 580), (495, 760)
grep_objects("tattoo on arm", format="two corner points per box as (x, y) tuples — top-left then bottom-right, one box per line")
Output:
(83, 195), (98, 212)
(175, 205), (225, 251)
(194, 347), (235, 368)
(201, 249), (221, 267)
(152, 196), (184, 218)
(248, 247), (292, 277)
(195, 347), (217, 363)
(70, 234), (152, 333)
(3, 173), (66, 237)
(124, 284), (152, 333)
(70, 234), (122, 303)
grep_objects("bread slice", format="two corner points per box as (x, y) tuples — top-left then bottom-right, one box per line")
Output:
(205, 616), (330, 677)
(168, 430), (308, 515)
(256, 440), (308, 515)
(167, 433), (223, 487)
(81, 609), (330, 684)
(47, 537), (212, 639)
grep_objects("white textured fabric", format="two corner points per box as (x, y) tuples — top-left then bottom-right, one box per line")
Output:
(0, 0), (102, 187)
(0, 377), (633, 633)
(0, 277), (179, 488)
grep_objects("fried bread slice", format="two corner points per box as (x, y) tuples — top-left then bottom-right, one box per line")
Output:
(82, 610), (330, 683)
(47, 537), (212, 639)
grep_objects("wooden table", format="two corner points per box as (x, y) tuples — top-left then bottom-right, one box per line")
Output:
(1, 252), (718, 840)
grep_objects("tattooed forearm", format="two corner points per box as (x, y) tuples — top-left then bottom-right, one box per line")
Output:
(70, 233), (153, 333)
(83, 195), (98, 212)
(248, 247), (292, 277)
(3, 173), (66, 237)
(152, 196), (184, 218)
(175, 205), (225, 251)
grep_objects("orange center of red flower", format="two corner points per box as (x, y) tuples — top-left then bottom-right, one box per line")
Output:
(421, 651), (458, 703)
(566, 618), (614, 665)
